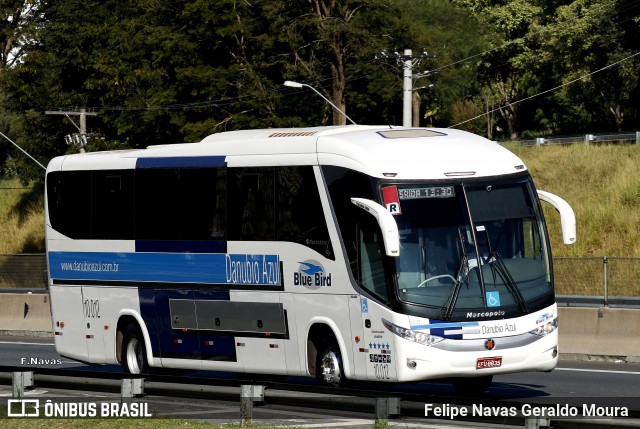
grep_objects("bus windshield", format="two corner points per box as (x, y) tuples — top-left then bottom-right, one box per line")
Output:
(386, 176), (552, 319)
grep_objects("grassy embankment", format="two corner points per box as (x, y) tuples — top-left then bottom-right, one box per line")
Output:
(0, 181), (44, 254)
(507, 143), (640, 296)
(2, 143), (640, 295)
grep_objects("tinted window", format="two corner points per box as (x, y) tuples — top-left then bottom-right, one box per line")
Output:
(277, 166), (333, 259)
(135, 168), (226, 240)
(227, 168), (275, 241)
(91, 170), (134, 239)
(322, 166), (375, 275)
(135, 168), (180, 240)
(47, 171), (92, 239)
(48, 164), (331, 256)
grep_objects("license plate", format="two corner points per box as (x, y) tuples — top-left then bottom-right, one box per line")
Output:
(476, 356), (502, 370)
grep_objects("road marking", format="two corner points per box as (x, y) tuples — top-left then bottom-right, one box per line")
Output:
(556, 367), (640, 375)
(0, 341), (54, 346)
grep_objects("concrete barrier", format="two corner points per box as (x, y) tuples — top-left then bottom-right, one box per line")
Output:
(0, 292), (52, 337)
(1, 293), (639, 361)
(558, 307), (640, 362)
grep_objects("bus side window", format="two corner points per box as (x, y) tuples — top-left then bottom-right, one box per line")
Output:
(135, 168), (181, 240)
(91, 170), (134, 239)
(47, 170), (92, 239)
(179, 168), (226, 240)
(135, 167), (226, 241)
(322, 166), (376, 277)
(277, 166), (333, 259)
(228, 168), (275, 241)
(358, 215), (390, 302)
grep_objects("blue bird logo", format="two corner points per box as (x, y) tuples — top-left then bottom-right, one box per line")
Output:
(298, 261), (323, 275)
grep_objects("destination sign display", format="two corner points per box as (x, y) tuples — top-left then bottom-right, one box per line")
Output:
(398, 186), (455, 200)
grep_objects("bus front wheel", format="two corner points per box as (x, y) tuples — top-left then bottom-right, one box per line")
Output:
(317, 339), (344, 387)
(121, 324), (149, 375)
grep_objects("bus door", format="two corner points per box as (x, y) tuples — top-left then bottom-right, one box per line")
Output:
(348, 295), (368, 380)
(357, 216), (397, 382)
(359, 298), (396, 382)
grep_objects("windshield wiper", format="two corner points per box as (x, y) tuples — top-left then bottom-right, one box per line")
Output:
(482, 227), (528, 314)
(440, 228), (468, 320)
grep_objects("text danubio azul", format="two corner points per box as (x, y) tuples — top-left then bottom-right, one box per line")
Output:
(225, 254), (280, 285)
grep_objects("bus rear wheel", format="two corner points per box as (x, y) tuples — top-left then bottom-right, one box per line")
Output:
(452, 375), (493, 396)
(121, 324), (149, 375)
(317, 340), (344, 387)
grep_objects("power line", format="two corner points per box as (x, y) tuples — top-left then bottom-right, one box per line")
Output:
(450, 51), (640, 128)
(0, 131), (46, 171)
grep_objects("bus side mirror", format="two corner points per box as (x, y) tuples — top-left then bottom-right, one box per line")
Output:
(350, 198), (400, 257)
(537, 190), (576, 245)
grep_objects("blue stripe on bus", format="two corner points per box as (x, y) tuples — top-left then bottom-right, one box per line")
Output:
(411, 320), (479, 340)
(135, 156), (227, 169)
(410, 321), (479, 330)
(135, 240), (226, 254)
(49, 251), (281, 287)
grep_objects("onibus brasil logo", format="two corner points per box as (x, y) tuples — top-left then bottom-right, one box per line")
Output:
(293, 260), (332, 288)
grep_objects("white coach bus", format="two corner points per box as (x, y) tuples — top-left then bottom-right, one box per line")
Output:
(45, 126), (575, 394)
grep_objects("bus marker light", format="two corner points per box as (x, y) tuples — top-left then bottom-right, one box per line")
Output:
(269, 344), (279, 349)
(104, 325), (109, 330)
(355, 336), (361, 343)
(172, 339), (183, 344)
(264, 332), (271, 337)
(181, 328), (188, 333)
(59, 322), (65, 328)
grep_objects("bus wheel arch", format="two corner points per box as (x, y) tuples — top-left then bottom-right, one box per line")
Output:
(116, 315), (151, 374)
(307, 323), (346, 387)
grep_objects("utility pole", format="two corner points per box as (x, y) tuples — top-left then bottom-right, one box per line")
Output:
(45, 108), (98, 153)
(377, 49), (436, 127)
(402, 49), (413, 128)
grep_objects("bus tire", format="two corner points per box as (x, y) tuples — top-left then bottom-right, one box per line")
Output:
(452, 375), (493, 396)
(121, 324), (149, 375)
(317, 338), (344, 387)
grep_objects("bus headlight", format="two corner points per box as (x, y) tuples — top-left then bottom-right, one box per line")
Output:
(530, 316), (558, 336)
(382, 319), (445, 346)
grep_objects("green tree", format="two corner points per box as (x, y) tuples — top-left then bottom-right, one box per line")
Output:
(394, 0), (493, 128)
(0, 0), (499, 187)
(454, 0), (547, 139)
(0, 0), (43, 179)
(531, 0), (640, 133)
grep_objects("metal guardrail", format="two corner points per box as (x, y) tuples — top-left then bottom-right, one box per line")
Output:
(556, 295), (640, 308)
(554, 256), (640, 305)
(515, 131), (640, 146)
(2, 366), (640, 426)
(0, 254), (47, 289)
